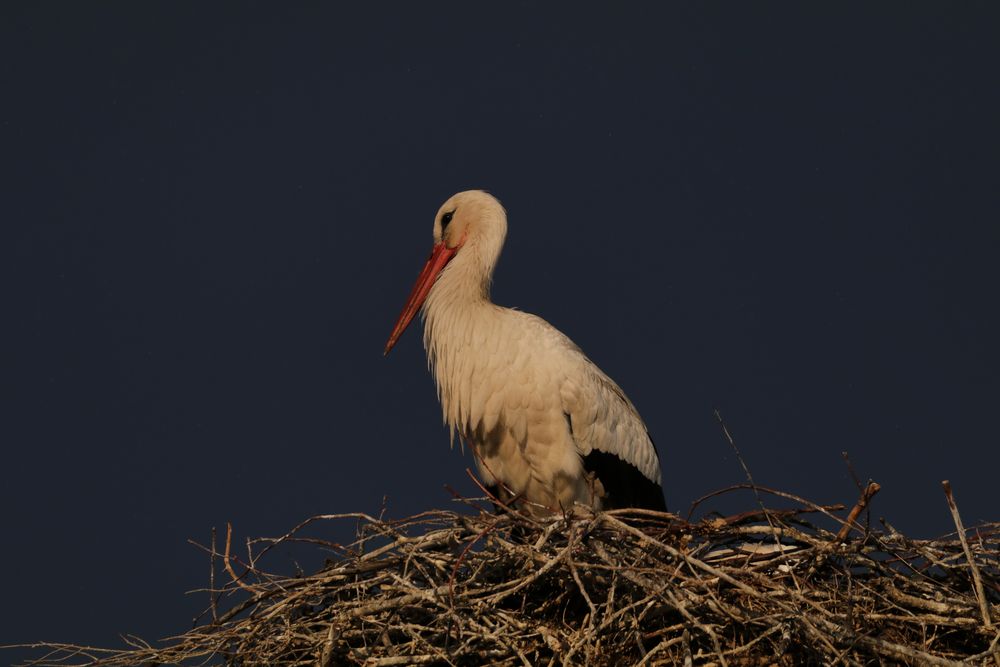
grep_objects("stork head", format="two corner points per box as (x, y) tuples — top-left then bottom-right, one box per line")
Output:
(384, 190), (506, 355)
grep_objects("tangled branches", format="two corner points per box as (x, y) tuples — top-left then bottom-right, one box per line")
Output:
(15, 483), (1000, 666)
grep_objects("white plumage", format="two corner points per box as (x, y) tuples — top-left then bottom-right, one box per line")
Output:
(386, 191), (665, 514)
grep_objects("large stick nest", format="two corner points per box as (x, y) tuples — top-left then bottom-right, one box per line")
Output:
(16, 483), (1000, 666)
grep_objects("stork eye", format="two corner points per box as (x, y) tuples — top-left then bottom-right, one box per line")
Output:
(441, 210), (455, 229)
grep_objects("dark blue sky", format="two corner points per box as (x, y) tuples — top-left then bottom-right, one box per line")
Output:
(3, 2), (999, 661)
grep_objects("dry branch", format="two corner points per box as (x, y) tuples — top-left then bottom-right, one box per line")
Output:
(943, 479), (995, 630)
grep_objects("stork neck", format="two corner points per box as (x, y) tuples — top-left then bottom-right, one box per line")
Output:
(421, 254), (498, 387)
(425, 252), (493, 314)
(422, 207), (506, 343)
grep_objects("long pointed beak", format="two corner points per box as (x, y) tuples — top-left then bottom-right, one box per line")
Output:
(384, 242), (457, 355)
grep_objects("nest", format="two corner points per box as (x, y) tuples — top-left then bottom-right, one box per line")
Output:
(16, 481), (1000, 666)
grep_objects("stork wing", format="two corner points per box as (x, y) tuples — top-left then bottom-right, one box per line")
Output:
(559, 350), (666, 510)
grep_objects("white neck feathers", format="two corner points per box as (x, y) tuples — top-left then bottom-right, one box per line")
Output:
(420, 204), (508, 441)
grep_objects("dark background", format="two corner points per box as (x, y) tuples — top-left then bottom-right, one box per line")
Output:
(3, 2), (998, 661)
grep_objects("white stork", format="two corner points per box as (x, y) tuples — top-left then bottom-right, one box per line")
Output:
(385, 191), (666, 514)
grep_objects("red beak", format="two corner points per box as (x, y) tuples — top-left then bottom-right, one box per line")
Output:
(384, 242), (458, 355)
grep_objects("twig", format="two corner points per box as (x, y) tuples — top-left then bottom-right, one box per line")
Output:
(835, 481), (881, 542)
(224, 522), (263, 594)
(713, 410), (801, 588)
(210, 526), (218, 623)
(841, 451), (864, 492)
(942, 480), (993, 629)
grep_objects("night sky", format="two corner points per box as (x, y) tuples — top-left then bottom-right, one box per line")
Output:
(3, 2), (999, 661)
